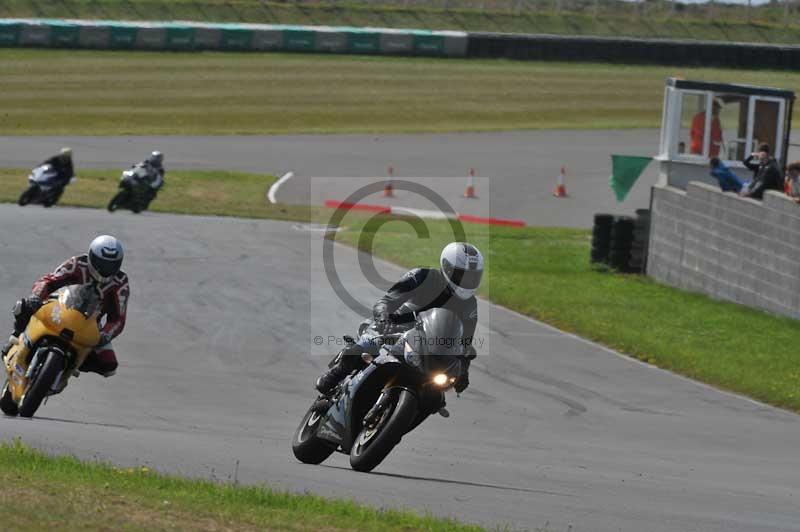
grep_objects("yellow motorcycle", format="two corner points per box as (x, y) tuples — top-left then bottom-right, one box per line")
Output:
(1, 284), (101, 418)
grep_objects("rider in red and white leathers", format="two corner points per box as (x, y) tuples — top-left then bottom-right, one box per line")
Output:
(1, 236), (129, 377)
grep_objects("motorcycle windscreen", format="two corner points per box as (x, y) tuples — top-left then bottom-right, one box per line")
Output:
(412, 307), (465, 364)
(59, 284), (102, 318)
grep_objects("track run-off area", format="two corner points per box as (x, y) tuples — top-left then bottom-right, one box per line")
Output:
(0, 131), (666, 228)
(0, 204), (799, 532)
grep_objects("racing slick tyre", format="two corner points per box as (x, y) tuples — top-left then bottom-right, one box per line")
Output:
(292, 403), (336, 464)
(18, 351), (64, 418)
(107, 190), (129, 212)
(43, 187), (65, 208)
(0, 381), (18, 416)
(350, 388), (418, 473)
(17, 185), (38, 206)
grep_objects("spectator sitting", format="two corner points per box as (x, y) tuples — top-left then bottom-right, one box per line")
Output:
(786, 161), (800, 204)
(741, 143), (783, 200)
(709, 158), (744, 193)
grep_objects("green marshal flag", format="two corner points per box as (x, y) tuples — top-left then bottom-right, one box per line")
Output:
(609, 155), (653, 202)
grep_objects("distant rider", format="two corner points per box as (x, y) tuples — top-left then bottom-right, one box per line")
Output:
(41, 147), (75, 186)
(0, 236), (129, 378)
(315, 242), (484, 396)
(141, 151), (165, 200)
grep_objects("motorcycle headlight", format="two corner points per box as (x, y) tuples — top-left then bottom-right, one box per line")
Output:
(433, 373), (448, 386)
(403, 341), (423, 370)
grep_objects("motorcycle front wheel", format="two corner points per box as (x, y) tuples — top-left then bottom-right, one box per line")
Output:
(43, 187), (64, 208)
(18, 351), (64, 418)
(17, 185), (38, 206)
(349, 388), (418, 472)
(107, 190), (128, 212)
(292, 403), (336, 464)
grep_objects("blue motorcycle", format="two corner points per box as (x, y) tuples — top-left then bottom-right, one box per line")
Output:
(18, 164), (72, 207)
(292, 308), (469, 472)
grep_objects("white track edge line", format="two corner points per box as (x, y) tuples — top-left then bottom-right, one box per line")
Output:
(268, 171), (294, 204)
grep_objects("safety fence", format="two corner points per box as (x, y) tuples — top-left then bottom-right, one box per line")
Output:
(4, 18), (800, 69)
(0, 19), (468, 57)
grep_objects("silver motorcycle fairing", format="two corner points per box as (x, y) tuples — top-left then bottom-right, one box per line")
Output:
(28, 165), (61, 190)
(315, 352), (402, 452)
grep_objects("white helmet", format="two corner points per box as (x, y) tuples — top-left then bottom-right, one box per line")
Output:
(440, 242), (484, 300)
(88, 235), (124, 283)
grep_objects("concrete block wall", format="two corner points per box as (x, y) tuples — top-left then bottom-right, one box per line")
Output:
(648, 182), (800, 319)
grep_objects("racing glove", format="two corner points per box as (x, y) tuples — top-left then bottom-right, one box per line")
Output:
(24, 296), (43, 313)
(373, 309), (392, 334)
(454, 370), (470, 394)
(464, 345), (477, 360)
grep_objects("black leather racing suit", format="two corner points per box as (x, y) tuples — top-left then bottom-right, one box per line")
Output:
(333, 268), (478, 388)
(374, 267), (477, 341)
(41, 155), (74, 186)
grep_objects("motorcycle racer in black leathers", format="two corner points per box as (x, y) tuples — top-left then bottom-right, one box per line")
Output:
(315, 242), (484, 395)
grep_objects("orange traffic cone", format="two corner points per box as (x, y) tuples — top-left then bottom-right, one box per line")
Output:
(553, 166), (568, 198)
(384, 164), (394, 197)
(464, 168), (477, 198)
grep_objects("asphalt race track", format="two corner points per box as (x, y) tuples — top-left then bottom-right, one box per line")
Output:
(0, 131), (666, 227)
(1, 205), (800, 531)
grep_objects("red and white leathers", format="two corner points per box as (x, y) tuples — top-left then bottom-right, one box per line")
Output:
(31, 254), (129, 376)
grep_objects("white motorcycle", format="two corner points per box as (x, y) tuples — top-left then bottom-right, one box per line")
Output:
(18, 164), (73, 207)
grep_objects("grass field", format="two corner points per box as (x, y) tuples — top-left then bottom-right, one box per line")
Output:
(0, 168), (323, 221)
(333, 216), (800, 413)
(2, 0), (800, 44)
(2, 170), (798, 413)
(3, 48), (800, 135)
(0, 441), (482, 532)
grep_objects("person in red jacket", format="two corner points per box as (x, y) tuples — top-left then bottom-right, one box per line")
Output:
(690, 100), (723, 158)
(0, 235), (129, 378)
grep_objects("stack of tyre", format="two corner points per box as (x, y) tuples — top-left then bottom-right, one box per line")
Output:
(629, 209), (651, 273)
(590, 211), (650, 273)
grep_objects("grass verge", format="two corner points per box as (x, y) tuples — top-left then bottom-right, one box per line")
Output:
(2, 0), (800, 44)
(0, 440), (482, 532)
(333, 216), (800, 413)
(0, 168), (324, 221)
(4, 49), (800, 135)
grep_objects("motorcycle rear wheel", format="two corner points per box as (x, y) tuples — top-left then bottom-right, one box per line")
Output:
(18, 351), (64, 418)
(0, 381), (18, 416)
(292, 403), (336, 464)
(17, 185), (38, 206)
(349, 388), (418, 473)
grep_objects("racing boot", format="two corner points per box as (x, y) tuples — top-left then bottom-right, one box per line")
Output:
(315, 344), (362, 395)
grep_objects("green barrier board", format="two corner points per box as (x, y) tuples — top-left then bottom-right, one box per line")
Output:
(0, 19), (469, 58)
(165, 26), (194, 50)
(414, 34), (445, 56)
(220, 28), (252, 50)
(51, 24), (80, 47)
(283, 29), (315, 51)
(1, 22), (21, 46)
(108, 25), (137, 48)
